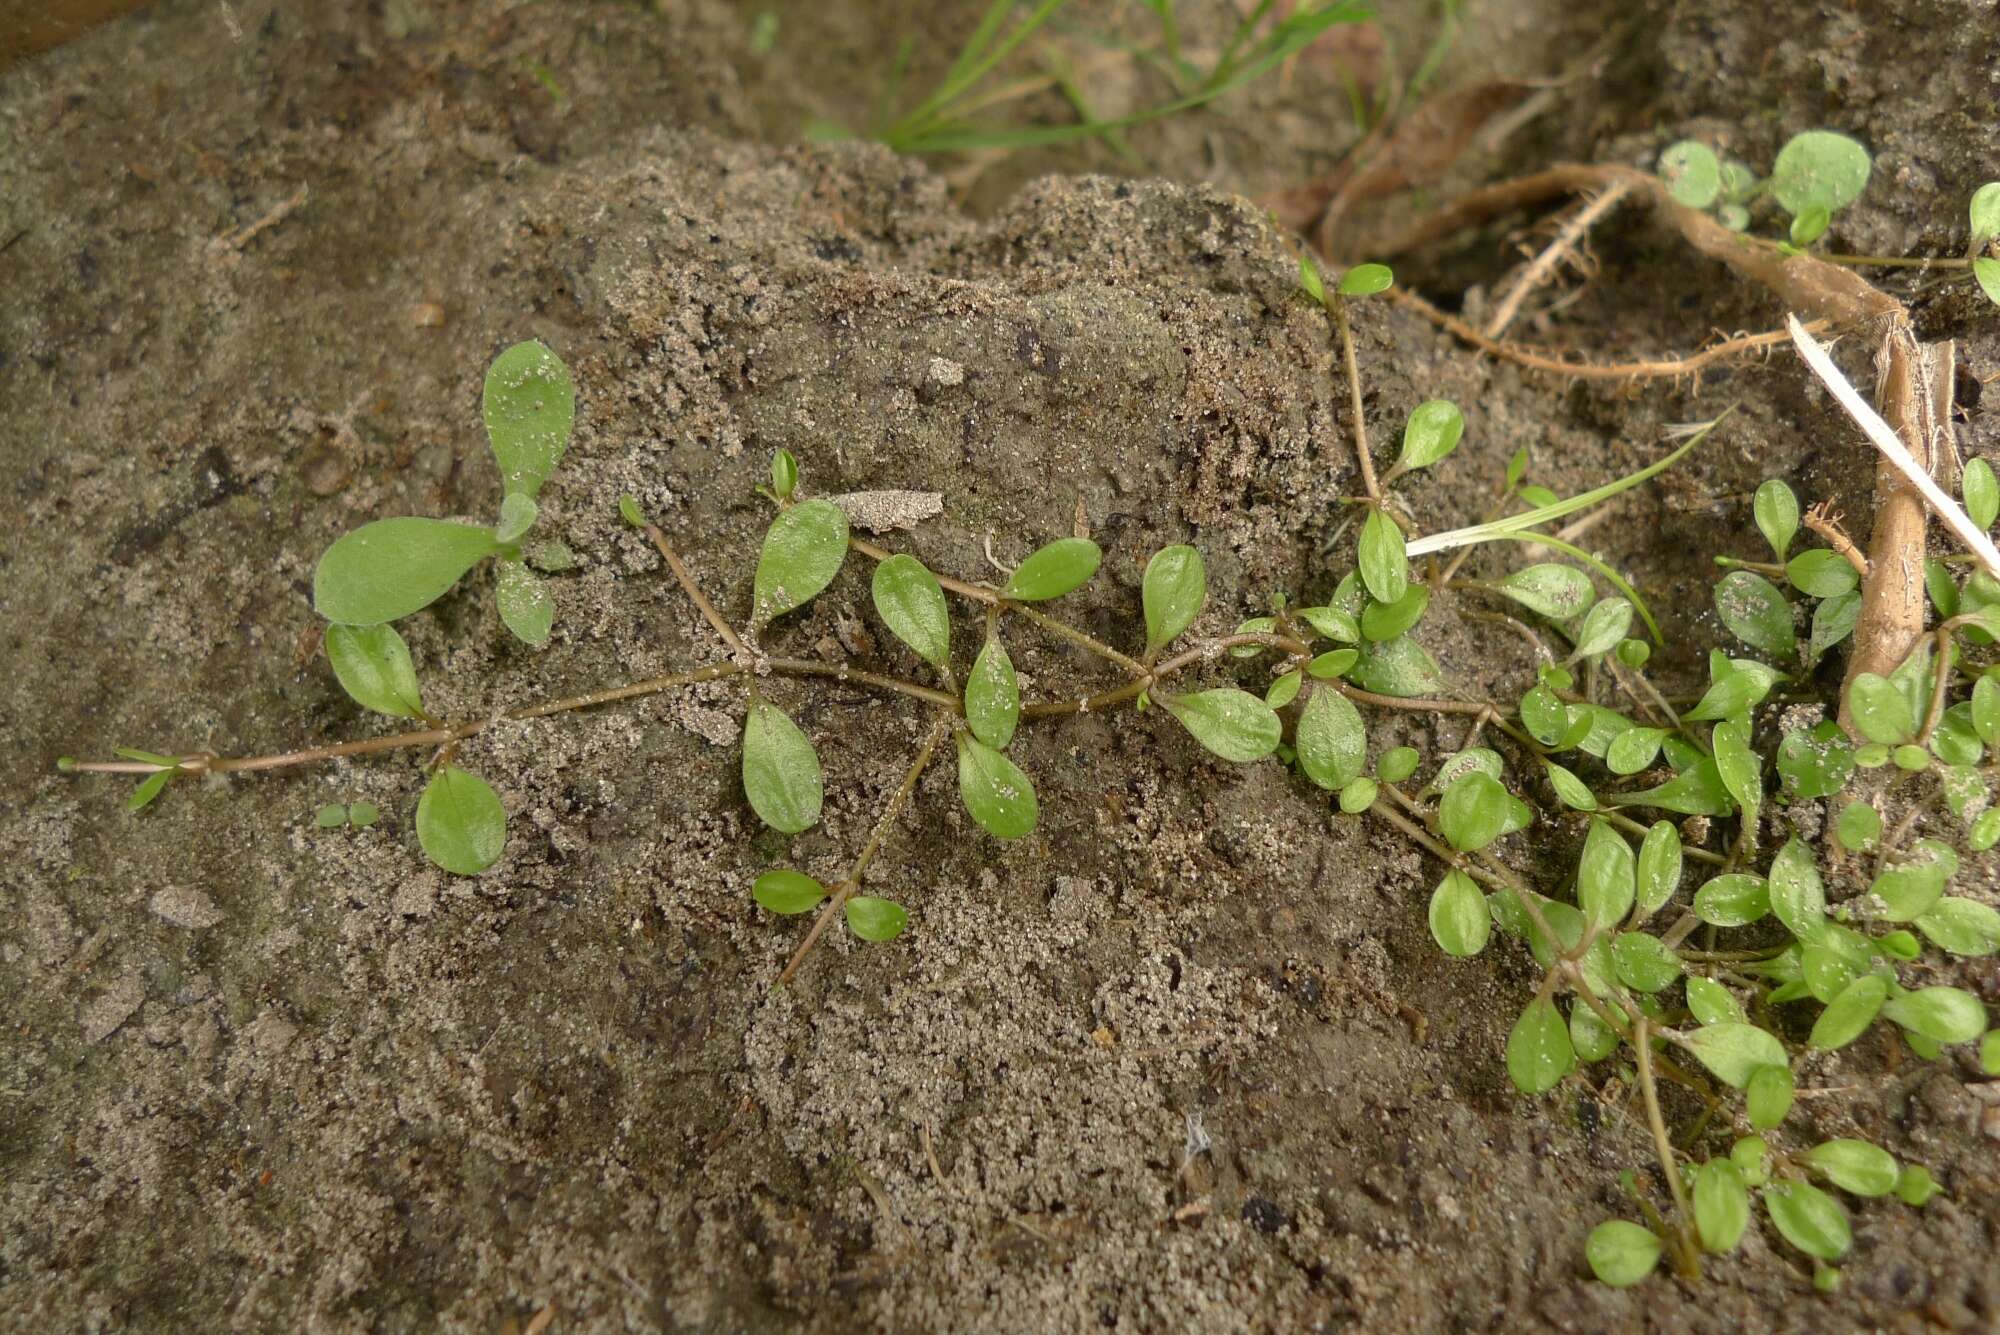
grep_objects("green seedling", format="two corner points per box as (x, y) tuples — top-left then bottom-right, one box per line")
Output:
(62, 329), (1994, 1290)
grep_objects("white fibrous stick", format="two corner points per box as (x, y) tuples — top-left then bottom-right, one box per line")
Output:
(1786, 314), (2000, 578)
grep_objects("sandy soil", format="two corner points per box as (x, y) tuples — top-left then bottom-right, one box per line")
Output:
(1, 1), (1995, 1330)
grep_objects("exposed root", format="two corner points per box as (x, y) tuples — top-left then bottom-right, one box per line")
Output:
(1484, 177), (1633, 339)
(1803, 502), (1870, 577)
(1373, 159), (1948, 735)
(1387, 285), (1816, 382)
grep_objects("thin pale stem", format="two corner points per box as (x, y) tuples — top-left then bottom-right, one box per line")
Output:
(1636, 1017), (1700, 1277)
(1915, 625), (1956, 745)
(647, 524), (749, 657)
(766, 657), (961, 711)
(1017, 633), (1312, 720)
(1009, 603), (1148, 676)
(1334, 682), (1489, 715)
(68, 657), (953, 777)
(1331, 293), (1380, 504)
(779, 716), (950, 985)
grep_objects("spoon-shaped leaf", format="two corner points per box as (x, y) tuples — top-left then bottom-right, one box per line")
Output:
(324, 623), (425, 718)
(753, 499), (850, 624)
(482, 340), (575, 499)
(313, 518), (502, 625)
(743, 700), (823, 833)
(1143, 544), (1206, 656)
(958, 733), (1038, 838)
(871, 554), (950, 668)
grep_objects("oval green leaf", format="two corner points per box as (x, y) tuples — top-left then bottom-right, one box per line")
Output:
(1770, 131), (1871, 216)
(313, 517), (502, 625)
(1337, 262), (1393, 296)
(324, 622), (425, 718)
(1694, 1160), (1749, 1254)
(1357, 509), (1407, 605)
(743, 700), (823, 834)
(871, 554), (951, 668)
(1585, 1219), (1662, 1287)
(1677, 1020), (1786, 1088)
(495, 492), (539, 544)
(1693, 873), (1768, 927)
(1802, 1140), (1897, 1197)
(754, 499), (850, 624)
(1142, 544), (1206, 655)
(1506, 995), (1574, 1095)
(1660, 140), (1721, 208)
(1428, 870), (1489, 957)
(958, 733), (1038, 838)
(1002, 537), (1101, 602)
(1881, 985), (1987, 1044)
(754, 869), (827, 914)
(1764, 1182), (1851, 1262)
(1295, 685), (1366, 790)
(496, 558), (554, 645)
(416, 765), (507, 875)
(1809, 974), (1889, 1050)
(482, 340), (575, 499)
(965, 635), (1020, 749)
(1360, 585), (1429, 642)
(1753, 479), (1799, 560)
(1496, 564), (1593, 620)
(1636, 819), (1681, 916)
(1578, 820), (1633, 929)
(1163, 688), (1282, 763)
(1715, 570), (1795, 660)
(1395, 399), (1465, 472)
(845, 895), (909, 942)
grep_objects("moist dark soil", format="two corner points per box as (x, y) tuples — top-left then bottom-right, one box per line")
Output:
(2, 1), (1995, 1330)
